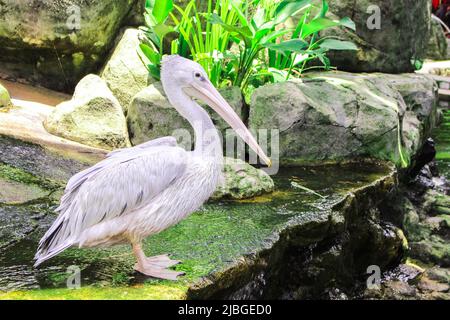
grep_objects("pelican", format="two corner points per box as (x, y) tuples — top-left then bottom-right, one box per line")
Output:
(34, 55), (271, 280)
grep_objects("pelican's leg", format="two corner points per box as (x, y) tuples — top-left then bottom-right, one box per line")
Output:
(144, 254), (181, 268)
(132, 243), (184, 281)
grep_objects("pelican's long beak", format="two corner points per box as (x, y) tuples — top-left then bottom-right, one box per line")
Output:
(184, 81), (271, 167)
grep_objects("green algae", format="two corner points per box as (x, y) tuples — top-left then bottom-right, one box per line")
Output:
(0, 178), (50, 204)
(0, 283), (187, 300)
(0, 163), (60, 192)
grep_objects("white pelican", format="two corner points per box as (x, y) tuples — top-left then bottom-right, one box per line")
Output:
(34, 55), (271, 280)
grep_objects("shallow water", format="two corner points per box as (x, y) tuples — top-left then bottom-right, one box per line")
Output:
(0, 162), (390, 293)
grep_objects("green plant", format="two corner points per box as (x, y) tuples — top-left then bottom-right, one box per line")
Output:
(139, 0), (247, 86)
(208, 0), (356, 97)
(171, 0), (248, 87)
(139, 0), (357, 95)
(139, 0), (175, 80)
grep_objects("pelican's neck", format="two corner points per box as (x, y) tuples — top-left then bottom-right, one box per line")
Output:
(166, 88), (222, 161)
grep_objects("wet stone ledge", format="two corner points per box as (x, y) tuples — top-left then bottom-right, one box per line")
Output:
(0, 133), (402, 299)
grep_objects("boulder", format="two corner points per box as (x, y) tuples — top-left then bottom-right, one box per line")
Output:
(0, 83), (11, 108)
(0, 0), (136, 92)
(100, 28), (152, 112)
(211, 158), (274, 200)
(44, 75), (130, 150)
(248, 72), (438, 166)
(378, 74), (439, 158)
(427, 19), (448, 60)
(324, 0), (431, 73)
(127, 82), (245, 146)
(126, 82), (192, 146)
(405, 189), (450, 267)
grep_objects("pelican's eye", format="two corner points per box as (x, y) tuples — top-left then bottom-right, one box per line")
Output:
(194, 71), (205, 81)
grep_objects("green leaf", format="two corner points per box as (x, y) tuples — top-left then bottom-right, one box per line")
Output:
(302, 18), (337, 38)
(274, 0), (313, 24)
(260, 28), (293, 45)
(268, 68), (290, 83)
(152, 0), (174, 24)
(231, 1), (252, 33)
(317, 54), (331, 69)
(145, 0), (154, 10)
(139, 43), (160, 65)
(317, 0), (329, 18)
(263, 39), (309, 55)
(338, 16), (356, 31)
(319, 39), (358, 51)
(148, 64), (161, 80)
(208, 13), (252, 46)
(302, 17), (354, 39)
(144, 12), (158, 27)
(153, 23), (175, 39)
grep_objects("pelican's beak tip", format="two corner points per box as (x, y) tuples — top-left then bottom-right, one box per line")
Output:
(267, 159), (272, 168)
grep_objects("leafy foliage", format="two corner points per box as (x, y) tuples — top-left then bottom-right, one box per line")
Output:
(139, 0), (357, 96)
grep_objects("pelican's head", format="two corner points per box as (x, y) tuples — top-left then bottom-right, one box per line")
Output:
(161, 55), (271, 167)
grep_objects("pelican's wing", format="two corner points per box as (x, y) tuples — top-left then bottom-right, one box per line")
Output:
(106, 136), (177, 158)
(64, 137), (177, 192)
(34, 142), (187, 266)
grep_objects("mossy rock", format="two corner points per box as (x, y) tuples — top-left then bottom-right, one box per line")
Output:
(44, 75), (131, 150)
(0, 0), (136, 92)
(100, 28), (153, 112)
(211, 158), (274, 200)
(249, 72), (437, 167)
(127, 82), (244, 147)
(0, 84), (11, 109)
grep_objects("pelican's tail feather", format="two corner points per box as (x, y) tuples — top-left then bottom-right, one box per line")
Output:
(34, 243), (72, 267)
(34, 214), (74, 267)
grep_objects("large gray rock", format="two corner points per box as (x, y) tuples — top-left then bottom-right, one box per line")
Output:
(249, 72), (438, 166)
(427, 19), (448, 60)
(380, 74), (439, 156)
(126, 82), (192, 146)
(44, 75), (130, 150)
(211, 158), (274, 200)
(0, 0), (136, 92)
(100, 28), (152, 112)
(0, 83), (11, 109)
(127, 82), (245, 146)
(324, 0), (431, 73)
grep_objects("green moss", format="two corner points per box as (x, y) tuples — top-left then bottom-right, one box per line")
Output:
(46, 271), (69, 286)
(0, 163), (60, 191)
(72, 53), (85, 69)
(0, 283), (187, 300)
(437, 215), (450, 228)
